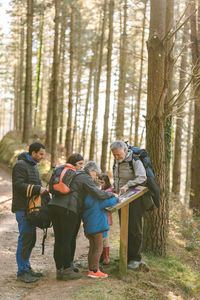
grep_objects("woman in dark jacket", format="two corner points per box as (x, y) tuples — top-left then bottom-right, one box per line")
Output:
(48, 160), (115, 281)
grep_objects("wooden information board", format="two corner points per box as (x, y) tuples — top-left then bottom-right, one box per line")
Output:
(106, 185), (148, 277)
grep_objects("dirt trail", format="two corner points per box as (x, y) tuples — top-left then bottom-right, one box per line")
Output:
(0, 164), (92, 300)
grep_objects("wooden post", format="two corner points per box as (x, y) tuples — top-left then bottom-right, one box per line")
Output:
(106, 186), (148, 277)
(119, 205), (129, 276)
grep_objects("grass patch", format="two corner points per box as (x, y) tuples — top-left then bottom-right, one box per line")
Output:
(70, 208), (200, 300)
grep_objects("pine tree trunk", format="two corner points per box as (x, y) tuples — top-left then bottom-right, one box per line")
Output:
(65, 5), (75, 159)
(13, 65), (18, 130)
(89, 0), (107, 160)
(134, 0), (147, 146)
(79, 53), (95, 154)
(143, 0), (167, 255)
(189, 0), (200, 215)
(22, 0), (33, 143)
(58, 1), (68, 145)
(116, 0), (127, 139)
(185, 98), (193, 204)
(101, 0), (114, 172)
(172, 20), (188, 197)
(19, 18), (25, 132)
(51, 0), (61, 168)
(72, 15), (82, 152)
(34, 10), (44, 127)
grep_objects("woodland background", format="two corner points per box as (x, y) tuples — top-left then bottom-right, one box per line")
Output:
(0, 0), (200, 266)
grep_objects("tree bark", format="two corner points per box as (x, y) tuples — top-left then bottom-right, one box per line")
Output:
(134, 0), (147, 146)
(189, 0), (200, 215)
(100, 0), (114, 172)
(172, 19), (188, 197)
(22, 0), (33, 143)
(116, 0), (127, 140)
(34, 9), (44, 127)
(50, 0), (60, 168)
(89, 0), (107, 160)
(143, 0), (167, 255)
(65, 5), (75, 159)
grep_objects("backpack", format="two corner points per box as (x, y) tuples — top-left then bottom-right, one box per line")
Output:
(127, 144), (160, 209)
(48, 163), (76, 195)
(26, 184), (52, 254)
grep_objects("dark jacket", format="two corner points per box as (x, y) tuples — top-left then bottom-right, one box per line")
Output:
(48, 170), (114, 216)
(12, 152), (42, 212)
(83, 195), (117, 235)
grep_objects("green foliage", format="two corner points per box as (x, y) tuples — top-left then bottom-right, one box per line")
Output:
(0, 131), (26, 167)
(0, 130), (50, 183)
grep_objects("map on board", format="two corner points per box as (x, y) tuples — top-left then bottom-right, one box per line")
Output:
(118, 189), (139, 203)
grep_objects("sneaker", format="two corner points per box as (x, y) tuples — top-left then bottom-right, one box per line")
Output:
(62, 268), (82, 280)
(70, 261), (79, 273)
(28, 268), (43, 277)
(88, 269), (108, 278)
(127, 260), (141, 269)
(17, 271), (39, 283)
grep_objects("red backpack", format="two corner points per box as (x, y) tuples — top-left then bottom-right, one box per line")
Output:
(48, 164), (76, 195)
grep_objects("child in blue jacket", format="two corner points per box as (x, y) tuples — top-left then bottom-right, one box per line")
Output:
(83, 194), (117, 278)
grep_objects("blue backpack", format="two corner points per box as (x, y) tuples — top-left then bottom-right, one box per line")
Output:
(127, 145), (160, 208)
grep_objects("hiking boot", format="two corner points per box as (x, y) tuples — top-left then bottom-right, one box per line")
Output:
(28, 268), (43, 277)
(56, 269), (63, 280)
(88, 269), (108, 278)
(128, 260), (149, 271)
(62, 268), (82, 280)
(70, 261), (79, 273)
(17, 271), (39, 283)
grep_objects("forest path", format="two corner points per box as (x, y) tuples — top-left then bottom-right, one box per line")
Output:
(0, 164), (93, 300)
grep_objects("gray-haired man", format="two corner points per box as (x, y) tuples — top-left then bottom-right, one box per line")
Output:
(110, 140), (147, 269)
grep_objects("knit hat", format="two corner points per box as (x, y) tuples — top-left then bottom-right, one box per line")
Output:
(67, 153), (84, 166)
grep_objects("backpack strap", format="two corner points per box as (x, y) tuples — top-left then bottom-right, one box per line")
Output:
(59, 164), (76, 182)
(42, 228), (47, 255)
(128, 152), (139, 170)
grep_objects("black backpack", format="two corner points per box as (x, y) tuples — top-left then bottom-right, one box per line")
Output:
(26, 184), (52, 254)
(127, 145), (160, 208)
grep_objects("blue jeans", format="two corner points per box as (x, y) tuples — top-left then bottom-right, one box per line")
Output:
(15, 211), (36, 275)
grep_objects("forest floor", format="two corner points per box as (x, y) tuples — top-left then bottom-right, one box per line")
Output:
(0, 163), (200, 300)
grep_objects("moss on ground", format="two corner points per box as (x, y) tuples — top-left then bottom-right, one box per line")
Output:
(0, 131), (51, 183)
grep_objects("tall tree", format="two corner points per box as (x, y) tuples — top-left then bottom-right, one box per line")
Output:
(89, 0), (107, 160)
(172, 19), (188, 197)
(143, 0), (167, 255)
(116, 0), (127, 139)
(58, 1), (68, 145)
(22, 0), (34, 143)
(100, 0), (114, 172)
(50, 0), (61, 168)
(79, 50), (96, 156)
(134, 0), (147, 146)
(189, 0), (200, 216)
(34, 6), (44, 127)
(65, 4), (75, 159)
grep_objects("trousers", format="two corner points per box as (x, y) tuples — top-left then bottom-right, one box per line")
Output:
(49, 205), (78, 270)
(119, 197), (145, 262)
(87, 232), (103, 271)
(15, 211), (36, 275)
